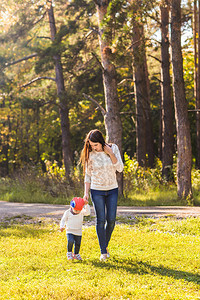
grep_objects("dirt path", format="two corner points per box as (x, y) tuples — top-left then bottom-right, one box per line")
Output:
(1, 201), (200, 221)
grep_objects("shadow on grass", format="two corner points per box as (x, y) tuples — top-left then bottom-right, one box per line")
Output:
(89, 257), (200, 286)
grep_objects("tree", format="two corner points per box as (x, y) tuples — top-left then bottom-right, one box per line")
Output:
(196, 0), (200, 168)
(0, 0), (74, 178)
(160, 0), (174, 180)
(170, 0), (192, 198)
(93, 0), (123, 193)
(131, 19), (154, 167)
(47, 0), (72, 179)
(130, 0), (154, 168)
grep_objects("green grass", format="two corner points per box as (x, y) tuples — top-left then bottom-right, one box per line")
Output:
(118, 186), (182, 206)
(0, 217), (200, 299)
(0, 177), (79, 205)
(1, 167), (200, 206)
(0, 177), (196, 206)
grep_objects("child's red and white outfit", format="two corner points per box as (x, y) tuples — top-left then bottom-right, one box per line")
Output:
(60, 198), (90, 260)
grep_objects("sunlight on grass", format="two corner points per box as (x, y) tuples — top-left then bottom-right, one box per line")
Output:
(119, 187), (184, 206)
(0, 218), (200, 299)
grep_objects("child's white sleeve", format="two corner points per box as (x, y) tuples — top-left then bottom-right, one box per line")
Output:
(83, 204), (90, 216)
(60, 210), (69, 228)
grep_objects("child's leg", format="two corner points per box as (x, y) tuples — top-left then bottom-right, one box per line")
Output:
(74, 235), (82, 254)
(67, 233), (75, 253)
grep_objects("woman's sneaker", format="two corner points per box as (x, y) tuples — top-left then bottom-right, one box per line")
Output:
(106, 248), (110, 258)
(67, 252), (74, 260)
(100, 254), (107, 261)
(73, 253), (82, 261)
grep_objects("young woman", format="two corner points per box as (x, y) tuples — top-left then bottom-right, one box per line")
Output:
(80, 129), (124, 261)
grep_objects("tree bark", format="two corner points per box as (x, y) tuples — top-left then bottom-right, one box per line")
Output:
(0, 97), (9, 176)
(170, 0), (192, 198)
(95, 0), (123, 194)
(160, 0), (174, 180)
(47, 3), (72, 178)
(132, 20), (154, 167)
(196, 0), (200, 168)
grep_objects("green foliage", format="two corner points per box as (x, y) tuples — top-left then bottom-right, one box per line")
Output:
(0, 165), (83, 205)
(123, 153), (163, 192)
(0, 0), (198, 205)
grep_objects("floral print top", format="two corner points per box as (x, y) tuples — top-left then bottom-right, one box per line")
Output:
(85, 144), (124, 191)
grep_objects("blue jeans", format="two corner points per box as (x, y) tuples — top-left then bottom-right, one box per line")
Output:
(90, 188), (118, 254)
(67, 233), (82, 254)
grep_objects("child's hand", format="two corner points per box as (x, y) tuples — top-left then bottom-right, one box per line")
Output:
(84, 199), (88, 205)
(60, 228), (65, 232)
(83, 194), (89, 201)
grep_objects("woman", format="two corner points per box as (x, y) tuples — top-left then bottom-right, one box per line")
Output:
(80, 129), (124, 261)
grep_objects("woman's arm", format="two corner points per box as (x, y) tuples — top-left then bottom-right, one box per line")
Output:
(105, 144), (124, 172)
(104, 144), (117, 164)
(84, 182), (90, 201)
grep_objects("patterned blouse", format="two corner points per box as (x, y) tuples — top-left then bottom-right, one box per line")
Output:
(85, 144), (124, 191)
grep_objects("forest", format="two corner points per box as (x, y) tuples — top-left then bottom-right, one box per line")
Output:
(0, 0), (200, 204)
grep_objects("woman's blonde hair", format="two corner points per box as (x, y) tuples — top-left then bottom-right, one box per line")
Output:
(80, 129), (105, 173)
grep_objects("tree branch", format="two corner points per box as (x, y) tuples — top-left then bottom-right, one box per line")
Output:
(188, 109), (200, 112)
(33, 12), (47, 27)
(4, 53), (38, 69)
(88, 27), (100, 36)
(126, 38), (145, 52)
(82, 93), (106, 116)
(36, 36), (51, 40)
(148, 54), (161, 63)
(20, 76), (56, 88)
(152, 75), (162, 83)
(91, 52), (104, 71)
(118, 78), (133, 86)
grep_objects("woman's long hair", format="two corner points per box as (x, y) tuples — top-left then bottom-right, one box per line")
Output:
(80, 129), (105, 173)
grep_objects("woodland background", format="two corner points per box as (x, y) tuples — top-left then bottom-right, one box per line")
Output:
(0, 0), (200, 204)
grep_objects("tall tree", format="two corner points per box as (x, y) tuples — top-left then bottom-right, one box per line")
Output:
(93, 0), (123, 193)
(170, 0), (192, 198)
(196, 0), (200, 168)
(131, 5), (154, 167)
(47, 1), (72, 179)
(0, 0), (73, 178)
(160, 0), (174, 180)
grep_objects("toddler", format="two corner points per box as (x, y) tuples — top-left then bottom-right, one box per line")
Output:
(60, 197), (90, 261)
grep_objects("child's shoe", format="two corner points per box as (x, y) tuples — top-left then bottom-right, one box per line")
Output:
(67, 252), (74, 260)
(73, 253), (82, 261)
(100, 254), (107, 261)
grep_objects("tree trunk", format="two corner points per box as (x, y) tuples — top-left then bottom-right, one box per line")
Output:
(95, 0), (123, 194)
(0, 96), (8, 176)
(170, 0), (192, 198)
(193, 0), (197, 101)
(47, 3), (72, 178)
(132, 20), (154, 167)
(196, 0), (200, 168)
(144, 55), (154, 167)
(160, 0), (174, 181)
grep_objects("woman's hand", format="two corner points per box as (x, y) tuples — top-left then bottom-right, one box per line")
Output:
(103, 144), (113, 156)
(104, 144), (117, 164)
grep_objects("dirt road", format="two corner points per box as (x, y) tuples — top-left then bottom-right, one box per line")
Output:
(1, 201), (200, 220)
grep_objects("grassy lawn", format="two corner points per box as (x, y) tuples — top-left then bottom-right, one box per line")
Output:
(0, 217), (200, 300)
